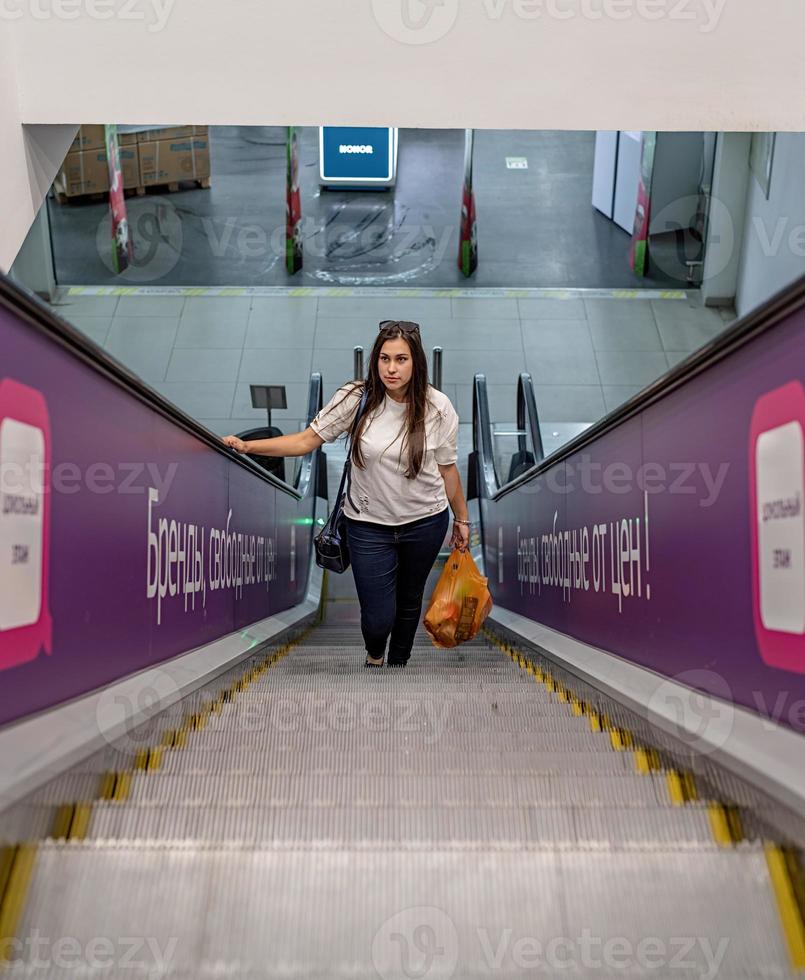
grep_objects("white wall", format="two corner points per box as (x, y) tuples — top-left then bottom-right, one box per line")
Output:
(9, 3), (805, 130)
(0, 26), (76, 271)
(3, 3), (805, 272)
(702, 132), (751, 307)
(9, 204), (55, 298)
(734, 134), (805, 317)
(0, 122), (77, 273)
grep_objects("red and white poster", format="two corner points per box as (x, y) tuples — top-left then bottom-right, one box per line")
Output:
(286, 126), (303, 274)
(458, 128), (478, 278)
(104, 124), (133, 274)
(629, 131), (656, 278)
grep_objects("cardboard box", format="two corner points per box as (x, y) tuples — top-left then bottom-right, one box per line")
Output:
(70, 126), (140, 152)
(117, 147), (140, 187)
(69, 125), (107, 153)
(136, 125), (208, 144)
(138, 136), (210, 186)
(57, 146), (140, 197)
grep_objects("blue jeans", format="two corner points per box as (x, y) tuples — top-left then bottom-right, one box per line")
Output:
(345, 508), (450, 663)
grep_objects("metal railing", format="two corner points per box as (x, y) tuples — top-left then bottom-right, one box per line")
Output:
(432, 346), (443, 390)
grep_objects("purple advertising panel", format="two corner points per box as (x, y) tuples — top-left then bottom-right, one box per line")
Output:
(0, 301), (317, 727)
(485, 302), (805, 732)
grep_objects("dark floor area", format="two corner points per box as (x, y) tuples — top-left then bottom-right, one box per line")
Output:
(48, 127), (688, 289)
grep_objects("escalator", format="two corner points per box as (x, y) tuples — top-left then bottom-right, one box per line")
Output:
(1, 593), (801, 976)
(2, 273), (805, 978)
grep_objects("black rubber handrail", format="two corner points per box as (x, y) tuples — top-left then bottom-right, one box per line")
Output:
(0, 274), (322, 502)
(474, 270), (805, 501)
(517, 371), (544, 464)
(471, 373), (498, 494)
(472, 371), (543, 501)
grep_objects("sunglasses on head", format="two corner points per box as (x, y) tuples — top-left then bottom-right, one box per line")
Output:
(379, 319), (420, 335)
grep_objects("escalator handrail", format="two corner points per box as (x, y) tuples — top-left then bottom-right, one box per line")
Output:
(471, 374), (499, 495)
(517, 371), (544, 464)
(475, 271), (805, 501)
(473, 371), (543, 501)
(0, 274), (322, 502)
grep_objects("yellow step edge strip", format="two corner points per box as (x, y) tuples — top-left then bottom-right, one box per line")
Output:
(69, 804), (92, 841)
(0, 844), (37, 963)
(483, 630), (773, 871)
(5, 633), (310, 864)
(51, 804), (75, 840)
(0, 850), (16, 908)
(666, 770), (698, 806)
(708, 803), (744, 847)
(765, 845), (805, 971)
(98, 771), (117, 800)
(633, 748), (662, 774)
(666, 771), (687, 806)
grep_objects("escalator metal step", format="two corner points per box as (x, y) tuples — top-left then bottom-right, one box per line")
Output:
(153, 747), (636, 776)
(5, 621), (799, 978)
(13, 843), (793, 978)
(160, 730), (617, 753)
(117, 771), (668, 808)
(85, 802), (719, 848)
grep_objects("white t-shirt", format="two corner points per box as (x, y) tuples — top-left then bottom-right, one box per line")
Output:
(310, 383), (459, 525)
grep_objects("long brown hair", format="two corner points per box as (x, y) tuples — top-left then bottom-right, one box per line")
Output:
(320, 321), (432, 479)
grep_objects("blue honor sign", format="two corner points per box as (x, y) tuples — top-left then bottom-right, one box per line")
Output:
(319, 127), (398, 188)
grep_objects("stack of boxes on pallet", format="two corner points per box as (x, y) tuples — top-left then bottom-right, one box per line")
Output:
(137, 126), (211, 189)
(54, 125), (211, 201)
(55, 126), (139, 198)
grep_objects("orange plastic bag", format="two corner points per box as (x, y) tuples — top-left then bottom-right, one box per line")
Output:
(424, 548), (493, 649)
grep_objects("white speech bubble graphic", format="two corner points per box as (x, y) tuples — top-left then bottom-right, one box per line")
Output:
(0, 417), (44, 631)
(756, 420), (805, 634)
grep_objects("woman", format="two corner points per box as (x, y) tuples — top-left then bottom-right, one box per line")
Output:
(222, 320), (471, 668)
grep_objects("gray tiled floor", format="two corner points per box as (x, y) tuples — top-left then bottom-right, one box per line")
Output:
(51, 290), (735, 449)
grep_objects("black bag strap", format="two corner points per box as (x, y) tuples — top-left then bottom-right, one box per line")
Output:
(341, 386), (370, 515)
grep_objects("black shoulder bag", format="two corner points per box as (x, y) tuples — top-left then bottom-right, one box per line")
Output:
(313, 388), (370, 573)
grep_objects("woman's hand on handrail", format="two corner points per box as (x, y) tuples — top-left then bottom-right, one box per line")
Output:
(222, 435), (249, 453)
(222, 427), (325, 458)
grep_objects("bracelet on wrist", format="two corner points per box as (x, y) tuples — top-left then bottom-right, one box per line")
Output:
(453, 518), (471, 525)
